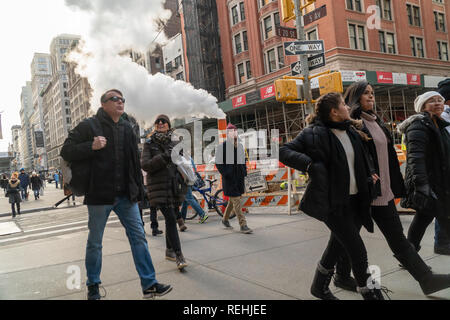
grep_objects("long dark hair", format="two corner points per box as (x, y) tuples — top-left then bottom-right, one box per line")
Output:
(306, 92), (343, 124)
(344, 81), (373, 118)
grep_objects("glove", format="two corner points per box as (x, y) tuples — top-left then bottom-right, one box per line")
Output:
(413, 184), (438, 211)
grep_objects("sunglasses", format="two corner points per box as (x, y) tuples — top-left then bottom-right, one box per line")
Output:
(104, 96), (125, 103)
(155, 118), (168, 125)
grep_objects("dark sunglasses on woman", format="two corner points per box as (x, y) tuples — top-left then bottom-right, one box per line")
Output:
(155, 119), (168, 125)
(104, 96), (125, 103)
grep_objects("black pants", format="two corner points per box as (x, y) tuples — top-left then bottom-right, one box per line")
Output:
(11, 203), (20, 216)
(320, 196), (370, 287)
(408, 210), (450, 251)
(150, 208), (159, 230)
(160, 206), (182, 254)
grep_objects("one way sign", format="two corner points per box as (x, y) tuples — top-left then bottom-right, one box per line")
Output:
(284, 40), (324, 56)
(291, 53), (326, 75)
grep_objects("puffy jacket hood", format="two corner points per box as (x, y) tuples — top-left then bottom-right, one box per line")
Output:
(397, 114), (425, 135)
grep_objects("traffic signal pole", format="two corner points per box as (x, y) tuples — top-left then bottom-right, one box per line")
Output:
(294, 0), (313, 114)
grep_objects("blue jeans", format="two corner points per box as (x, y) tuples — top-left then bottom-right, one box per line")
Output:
(20, 187), (27, 200)
(85, 197), (157, 290)
(180, 187), (205, 220)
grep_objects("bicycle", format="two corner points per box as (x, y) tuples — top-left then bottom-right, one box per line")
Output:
(185, 178), (236, 220)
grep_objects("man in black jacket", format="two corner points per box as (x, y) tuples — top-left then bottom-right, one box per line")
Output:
(61, 89), (171, 300)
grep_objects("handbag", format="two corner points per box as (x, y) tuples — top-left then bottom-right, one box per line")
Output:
(172, 154), (196, 186)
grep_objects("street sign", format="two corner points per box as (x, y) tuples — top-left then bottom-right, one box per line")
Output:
(284, 40), (324, 55)
(245, 171), (268, 193)
(276, 26), (297, 39)
(290, 53), (326, 75)
(304, 5), (327, 26)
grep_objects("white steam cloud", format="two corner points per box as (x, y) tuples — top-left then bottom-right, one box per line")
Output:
(64, 0), (226, 125)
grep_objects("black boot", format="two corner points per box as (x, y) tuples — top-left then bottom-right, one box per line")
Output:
(394, 244), (450, 295)
(357, 286), (385, 300)
(310, 263), (339, 300)
(334, 255), (357, 292)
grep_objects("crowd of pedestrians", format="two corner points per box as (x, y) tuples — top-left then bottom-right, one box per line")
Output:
(53, 78), (450, 300)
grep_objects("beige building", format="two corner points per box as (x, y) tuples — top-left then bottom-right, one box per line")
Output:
(19, 82), (33, 171)
(67, 59), (93, 127)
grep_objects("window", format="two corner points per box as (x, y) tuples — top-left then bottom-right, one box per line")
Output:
(243, 31), (248, 51)
(346, 0), (363, 12)
(379, 31), (396, 54)
(176, 72), (184, 80)
(438, 41), (449, 61)
(262, 12), (279, 40)
(264, 45), (285, 74)
(246, 61), (252, 79)
(376, 0), (392, 20)
(166, 61), (173, 73)
(410, 36), (424, 57)
(174, 55), (182, 68)
(237, 63), (245, 84)
(407, 4), (421, 27)
(434, 12), (446, 32)
(235, 33), (242, 54)
(259, 0), (273, 8)
(307, 29), (318, 40)
(348, 24), (366, 50)
(232, 5), (239, 25)
(240, 2), (245, 21)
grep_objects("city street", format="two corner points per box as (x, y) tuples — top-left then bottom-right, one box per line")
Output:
(1, 190), (449, 301)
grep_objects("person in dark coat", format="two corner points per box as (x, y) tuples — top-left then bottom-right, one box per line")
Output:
(398, 91), (450, 256)
(337, 82), (450, 297)
(61, 89), (171, 300)
(280, 92), (383, 300)
(215, 123), (252, 234)
(1, 174), (8, 195)
(6, 172), (21, 218)
(18, 169), (29, 200)
(141, 114), (188, 271)
(30, 172), (42, 200)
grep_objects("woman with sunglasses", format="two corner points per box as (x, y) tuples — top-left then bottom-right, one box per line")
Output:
(141, 114), (188, 271)
(334, 81), (450, 297)
(398, 91), (450, 258)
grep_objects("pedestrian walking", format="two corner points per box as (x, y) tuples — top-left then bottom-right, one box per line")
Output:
(141, 114), (188, 271)
(53, 171), (60, 189)
(337, 81), (450, 297)
(280, 92), (384, 300)
(30, 172), (42, 200)
(61, 89), (172, 300)
(6, 172), (21, 218)
(398, 91), (450, 266)
(180, 156), (209, 224)
(216, 123), (252, 234)
(18, 168), (29, 200)
(433, 79), (450, 255)
(1, 174), (8, 196)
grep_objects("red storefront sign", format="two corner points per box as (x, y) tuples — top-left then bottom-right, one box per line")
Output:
(407, 73), (421, 86)
(377, 71), (393, 84)
(260, 85), (275, 100)
(232, 94), (246, 109)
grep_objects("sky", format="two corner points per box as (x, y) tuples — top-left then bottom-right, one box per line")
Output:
(0, 0), (90, 152)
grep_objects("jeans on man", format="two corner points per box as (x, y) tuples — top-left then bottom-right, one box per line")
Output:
(85, 196), (157, 290)
(180, 187), (205, 220)
(20, 187), (27, 200)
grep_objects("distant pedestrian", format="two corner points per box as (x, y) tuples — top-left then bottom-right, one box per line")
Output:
(18, 169), (29, 200)
(61, 89), (172, 300)
(53, 172), (60, 189)
(149, 207), (163, 236)
(6, 172), (21, 218)
(1, 174), (8, 196)
(141, 114), (188, 271)
(215, 123), (252, 234)
(30, 172), (42, 200)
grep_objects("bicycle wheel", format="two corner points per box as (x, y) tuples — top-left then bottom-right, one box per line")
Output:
(185, 195), (201, 220)
(213, 189), (235, 219)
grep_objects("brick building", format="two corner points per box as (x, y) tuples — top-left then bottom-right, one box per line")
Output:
(216, 0), (450, 143)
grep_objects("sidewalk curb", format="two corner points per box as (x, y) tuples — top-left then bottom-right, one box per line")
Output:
(0, 205), (84, 219)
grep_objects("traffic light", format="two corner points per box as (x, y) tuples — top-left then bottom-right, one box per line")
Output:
(275, 79), (298, 102)
(281, 0), (295, 23)
(318, 72), (343, 95)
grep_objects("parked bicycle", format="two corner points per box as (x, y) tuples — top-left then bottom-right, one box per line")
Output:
(185, 179), (235, 220)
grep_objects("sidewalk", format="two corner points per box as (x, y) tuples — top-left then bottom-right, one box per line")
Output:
(0, 184), (81, 217)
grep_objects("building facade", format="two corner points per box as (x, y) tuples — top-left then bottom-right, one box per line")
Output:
(10, 125), (22, 172)
(216, 0), (450, 143)
(19, 82), (34, 171)
(162, 33), (187, 81)
(67, 59), (93, 128)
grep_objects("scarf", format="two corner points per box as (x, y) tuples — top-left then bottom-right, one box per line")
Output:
(9, 180), (20, 188)
(151, 130), (173, 147)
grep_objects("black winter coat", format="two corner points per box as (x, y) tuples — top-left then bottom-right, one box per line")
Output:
(215, 140), (247, 197)
(6, 180), (21, 204)
(30, 176), (42, 190)
(398, 112), (450, 218)
(60, 108), (145, 205)
(141, 132), (187, 208)
(279, 120), (375, 232)
(351, 108), (406, 199)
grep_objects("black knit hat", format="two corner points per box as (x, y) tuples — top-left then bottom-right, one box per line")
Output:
(154, 114), (171, 128)
(437, 78), (450, 101)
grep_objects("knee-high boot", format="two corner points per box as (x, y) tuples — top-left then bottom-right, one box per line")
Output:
(310, 263), (339, 300)
(334, 254), (357, 292)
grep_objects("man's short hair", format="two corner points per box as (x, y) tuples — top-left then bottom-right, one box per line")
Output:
(100, 89), (123, 104)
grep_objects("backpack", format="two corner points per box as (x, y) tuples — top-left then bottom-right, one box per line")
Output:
(61, 117), (103, 196)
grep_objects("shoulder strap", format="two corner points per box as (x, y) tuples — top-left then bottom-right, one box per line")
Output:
(88, 117), (104, 137)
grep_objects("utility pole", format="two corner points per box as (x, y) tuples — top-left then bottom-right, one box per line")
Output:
(294, 0), (313, 114)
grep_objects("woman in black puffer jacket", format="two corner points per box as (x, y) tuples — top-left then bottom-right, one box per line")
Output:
(398, 91), (450, 252)
(141, 114), (188, 271)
